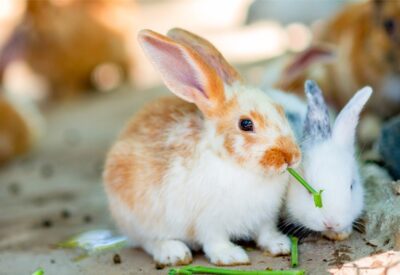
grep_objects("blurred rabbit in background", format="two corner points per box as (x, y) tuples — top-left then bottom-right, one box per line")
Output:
(0, 0), (137, 163)
(0, 0), (137, 100)
(276, 0), (400, 119)
(274, 0), (400, 179)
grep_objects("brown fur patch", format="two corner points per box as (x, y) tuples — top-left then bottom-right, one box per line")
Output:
(209, 95), (238, 122)
(260, 148), (287, 169)
(222, 134), (246, 165)
(0, 96), (32, 164)
(104, 96), (202, 223)
(223, 135), (235, 155)
(249, 110), (267, 129)
(259, 136), (301, 169)
(3, 0), (134, 100)
(275, 0), (400, 117)
(243, 133), (257, 148)
(274, 104), (286, 119)
(187, 224), (196, 239)
(276, 136), (301, 163)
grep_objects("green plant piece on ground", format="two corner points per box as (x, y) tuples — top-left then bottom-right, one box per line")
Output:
(168, 265), (305, 275)
(59, 230), (128, 261)
(291, 236), (299, 268)
(32, 268), (44, 275)
(287, 168), (323, 208)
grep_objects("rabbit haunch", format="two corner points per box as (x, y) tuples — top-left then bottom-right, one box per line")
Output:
(104, 28), (300, 266)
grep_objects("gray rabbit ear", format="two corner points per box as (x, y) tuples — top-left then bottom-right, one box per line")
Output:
(302, 80), (331, 145)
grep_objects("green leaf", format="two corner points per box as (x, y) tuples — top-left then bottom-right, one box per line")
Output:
(32, 268), (44, 275)
(59, 230), (129, 261)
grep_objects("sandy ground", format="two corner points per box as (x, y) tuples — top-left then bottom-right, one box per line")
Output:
(0, 81), (386, 275)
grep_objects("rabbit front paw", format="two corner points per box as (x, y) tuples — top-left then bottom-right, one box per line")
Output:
(257, 232), (291, 256)
(204, 242), (250, 266)
(147, 240), (193, 268)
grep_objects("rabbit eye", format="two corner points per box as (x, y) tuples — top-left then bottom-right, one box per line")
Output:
(239, 119), (254, 132)
(383, 18), (396, 35)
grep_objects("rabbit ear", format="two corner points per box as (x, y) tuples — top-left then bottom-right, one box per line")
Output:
(276, 45), (335, 91)
(302, 80), (331, 145)
(138, 29), (224, 110)
(167, 28), (242, 85)
(332, 87), (373, 148)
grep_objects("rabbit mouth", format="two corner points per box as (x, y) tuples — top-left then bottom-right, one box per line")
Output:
(277, 163), (289, 174)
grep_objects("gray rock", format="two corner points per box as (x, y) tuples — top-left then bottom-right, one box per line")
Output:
(379, 116), (400, 180)
(363, 164), (400, 248)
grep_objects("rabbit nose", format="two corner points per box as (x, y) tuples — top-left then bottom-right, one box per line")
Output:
(324, 221), (341, 231)
(324, 222), (334, 230)
(287, 151), (301, 167)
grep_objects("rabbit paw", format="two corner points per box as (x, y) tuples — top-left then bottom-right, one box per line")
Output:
(151, 240), (193, 267)
(258, 233), (291, 256)
(204, 242), (250, 266)
(323, 227), (352, 241)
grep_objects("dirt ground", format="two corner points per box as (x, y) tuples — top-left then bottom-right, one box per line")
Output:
(0, 82), (387, 275)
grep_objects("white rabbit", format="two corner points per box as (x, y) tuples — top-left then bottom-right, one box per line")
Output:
(269, 80), (372, 240)
(103, 28), (301, 267)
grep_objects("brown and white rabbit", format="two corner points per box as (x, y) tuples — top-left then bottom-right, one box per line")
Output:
(103, 28), (301, 266)
(276, 0), (400, 118)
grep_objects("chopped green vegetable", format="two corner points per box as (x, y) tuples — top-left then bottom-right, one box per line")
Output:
(59, 230), (128, 261)
(287, 168), (323, 208)
(168, 266), (305, 275)
(290, 236), (298, 268)
(32, 268), (44, 275)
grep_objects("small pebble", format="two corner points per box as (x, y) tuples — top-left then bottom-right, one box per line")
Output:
(40, 164), (54, 179)
(61, 210), (70, 219)
(393, 180), (400, 196)
(83, 215), (92, 223)
(42, 219), (53, 228)
(113, 254), (121, 264)
(64, 129), (81, 146)
(8, 182), (20, 195)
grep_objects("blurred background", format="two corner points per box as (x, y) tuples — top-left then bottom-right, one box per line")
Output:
(3, 0), (400, 274)
(0, 0), (363, 168)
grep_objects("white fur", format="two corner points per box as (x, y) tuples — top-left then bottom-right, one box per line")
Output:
(106, 102), (292, 265)
(286, 139), (364, 234)
(268, 86), (371, 237)
(104, 29), (300, 266)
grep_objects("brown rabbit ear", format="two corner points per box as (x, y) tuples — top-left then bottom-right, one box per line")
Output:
(167, 28), (242, 85)
(138, 30), (225, 110)
(278, 44), (336, 90)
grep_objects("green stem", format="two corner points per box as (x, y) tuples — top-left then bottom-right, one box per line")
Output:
(168, 266), (305, 275)
(290, 236), (298, 268)
(32, 268), (44, 275)
(287, 168), (323, 208)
